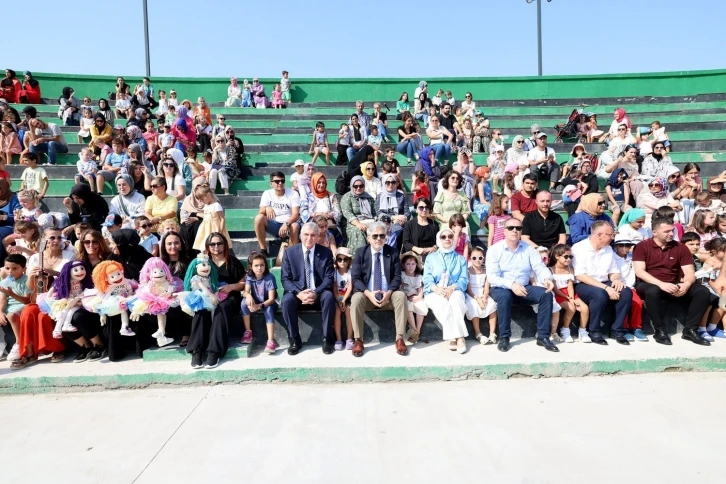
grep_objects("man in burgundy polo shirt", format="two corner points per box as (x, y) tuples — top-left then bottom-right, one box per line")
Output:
(510, 174), (538, 221)
(633, 217), (711, 346)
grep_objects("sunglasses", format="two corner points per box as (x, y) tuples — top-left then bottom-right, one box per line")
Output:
(465, 95), (472, 98)
(216, 140), (224, 143)
(83, 239), (99, 245)
(370, 234), (386, 240)
(353, 184), (364, 189)
(336, 257), (349, 262)
(516, 140), (524, 144)
(417, 206), (429, 211)
(271, 180), (285, 184)
(597, 201), (606, 206)
(366, 168), (374, 171)
(163, 163), (176, 167)
(384, 181), (396, 185)
(654, 146), (664, 150)
(208, 241), (225, 247)
(618, 128), (627, 131)
(470, 256), (483, 261)
(505, 226), (523, 231)
(440, 234), (454, 240)
(139, 224), (150, 229)
(150, 184), (163, 189)
(561, 255), (573, 260)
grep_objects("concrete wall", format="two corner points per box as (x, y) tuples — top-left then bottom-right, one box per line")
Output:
(25, 69), (726, 104)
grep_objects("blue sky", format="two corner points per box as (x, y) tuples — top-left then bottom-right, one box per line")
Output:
(6, 0), (726, 78)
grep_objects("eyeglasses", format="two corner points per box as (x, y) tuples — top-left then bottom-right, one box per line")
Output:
(208, 241), (225, 247)
(163, 163), (176, 167)
(504, 226), (523, 231)
(440, 234), (454, 240)
(139, 224), (150, 229)
(470, 256), (483, 261)
(46, 235), (62, 241)
(271, 179), (285, 184)
(597, 201), (606, 206)
(533, 131), (540, 135)
(336, 257), (349, 262)
(600, 233), (614, 238)
(353, 184), (364, 189)
(370, 234), (386, 240)
(385, 181), (396, 185)
(417, 206), (429, 211)
(618, 128), (627, 131)
(562, 255), (573, 260)
(465, 95), (472, 98)
(83, 239), (99, 245)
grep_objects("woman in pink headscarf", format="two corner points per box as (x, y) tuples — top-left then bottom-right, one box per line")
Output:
(172, 105), (196, 154)
(251, 78), (269, 108)
(602, 108), (632, 143)
(225, 78), (242, 107)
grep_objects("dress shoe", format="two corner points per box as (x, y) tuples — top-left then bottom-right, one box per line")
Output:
(536, 337), (560, 352)
(614, 334), (630, 345)
(287, 340), (302, 355)
(682, 328), (711, 346)
(322, 339), (334, 355)
(395, 338), (408, 356)
(497, 337), (511, 352)
(352, 339), (364, 357)
(590, 332), (608, 345)
(653, 329), (672, 345)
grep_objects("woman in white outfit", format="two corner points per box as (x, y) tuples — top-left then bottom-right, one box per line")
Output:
(423, 228), (469, 353)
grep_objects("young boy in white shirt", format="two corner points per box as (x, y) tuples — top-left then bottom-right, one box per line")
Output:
(613, 235), (647, 342)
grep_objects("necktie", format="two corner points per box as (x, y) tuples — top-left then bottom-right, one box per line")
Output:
(304, 250), (312, 289)
(374, 252), (383, 300)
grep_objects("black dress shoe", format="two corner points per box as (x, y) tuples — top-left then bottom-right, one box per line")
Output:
(654, 329), (672, 345)
(497, 337), (511, 352)
(287, 340), (302, 355)
(614, 334), (630, 345)
(590, 332), (608, 345)
(536, 337), (560, 352)
(682, 328), (711, 346)
(322, 340), (334, 354)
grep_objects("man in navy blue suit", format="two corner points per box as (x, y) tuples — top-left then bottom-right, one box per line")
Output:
(281, 222), (336, 355)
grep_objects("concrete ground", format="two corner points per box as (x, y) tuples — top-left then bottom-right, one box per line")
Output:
(0, 373), (723, 484)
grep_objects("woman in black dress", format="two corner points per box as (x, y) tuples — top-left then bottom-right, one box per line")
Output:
(402, 198), (438, 261)
(160, 231), (193, 346)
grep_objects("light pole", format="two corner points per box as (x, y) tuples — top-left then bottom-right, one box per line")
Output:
(143, 0), (151, 76)
(526, 0), (551, 76)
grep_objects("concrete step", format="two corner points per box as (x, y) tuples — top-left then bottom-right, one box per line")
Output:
(142, 341), (251, 361)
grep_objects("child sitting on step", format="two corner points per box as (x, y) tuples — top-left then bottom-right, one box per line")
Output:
(548, 244), (591, 343)
(241, 252), (279, 354)
(333, 248), (354, 351)
(465, 246), (497, 345)
(531, 246), (563, 342)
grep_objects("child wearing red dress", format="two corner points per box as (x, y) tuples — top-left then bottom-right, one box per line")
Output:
(412, 170), (430, 204)
(548, 244), (591, 343)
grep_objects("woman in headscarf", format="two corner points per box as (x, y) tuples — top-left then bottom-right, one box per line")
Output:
(17, 71), (41, 104)
(0, 179), (21, 259)
(173, 116), (196, 155)
(452, 149), (475, 200)
(413, 146), (442, 203)
(300, 172), (341, 227)
(179, 177), (213, 252)
(225, 77), (242, 107)
(601, 108), (632, 143)
(567, 193), (614, 244)
(360, 160), (381, 199)
(640, 141), (674, 184)
(63, 183), (109, 231)
(128, 142), (156, 176)
(414, 80), (428, 100)
(340, 176), (377, 252)
(109, 173), (146, 229)
(251, 78), (269, 108)
(126, 107), (148, 130)
(58, 86), (80, 126)
(296, 162), (315, 198)
(423, 227), (469, 354)
(96, 98), (115, 124)
(166, 147), (192, 187)
(505, 135), (528, 167)
(636, 176), (682, 228)
(131, 84), (157, 113)
(616, 208), (650, 243)
(375, 173), (409, 249)
(347, 145), (375, 183)
(126, 124), (148, 152)
(88, 113), (113, 149)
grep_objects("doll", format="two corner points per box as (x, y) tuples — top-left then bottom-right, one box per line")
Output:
(177, 254), (219, 316)
(39, 261), (94, 339)
(83, 260), (136, 336)
(127, 258), (179, 347)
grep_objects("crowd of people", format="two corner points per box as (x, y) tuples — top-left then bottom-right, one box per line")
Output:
(0, 74), (722, 371)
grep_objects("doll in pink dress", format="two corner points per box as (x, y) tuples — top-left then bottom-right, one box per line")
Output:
(127, 257), (180, 347)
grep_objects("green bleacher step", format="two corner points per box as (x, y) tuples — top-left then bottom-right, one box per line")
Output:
(142, 341), (251, 361)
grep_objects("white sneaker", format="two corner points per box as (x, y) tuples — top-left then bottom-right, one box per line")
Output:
(579, 330), (592, 343)
(119, 327), (136, 337)
(475, 333), (487, 345)
(156, 336), (174, 347)
(487, 334), (498, 345)
(151, 329), (164, 339)
(563, 334), (574, 343)
(7, 344), (20, 362)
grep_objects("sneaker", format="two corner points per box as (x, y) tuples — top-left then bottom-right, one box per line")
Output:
(633, 329), (649, 342)
(698, 330), (715, 342)
(7, 344), (20, 362)
(73, 347), (90, 363)
(345, 339), (354, 350)
(119, 327), (136, 337)
(624, 333), (635, 342)
(241, 330), (253, 344)
(156, 336), (174, 347)
(191, 351), (204, 369)
(264, 340), (279, 355)
(563, 334), (574, 343)
(707, 328), (726, 338)
(205, 352), (219, 369)
(579, 331), (592, 343)
(487, 334), (498, 345)
(151, 329), (164, 339)
(475, 333), (487, 345)
(87, 346), (108, 362)
(334, 340), (344, 351)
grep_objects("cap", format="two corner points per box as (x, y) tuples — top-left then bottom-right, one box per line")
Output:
(37, 213), (55, 230)
(535, 132), (547, 139)
(614, 234), (635, 245)
(293, 159), (305, 167)
(531, 123), (541, 133)
(335, 247), (353, 259)
(102, 214), (123, 227)
(475, 109), (484, 116)
(379, 214), (392, 224)
(169, 89), (176, 94)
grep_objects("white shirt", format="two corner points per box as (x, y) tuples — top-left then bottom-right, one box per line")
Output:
(616, 224), (651, 243)
(366, 247), (389, 292)
(527, 146), (556, 167)
(571, 238), (619, 283)
(302, 245), (316, 290)
(260, 188), (301, 224)
(614, 253), (635, 287)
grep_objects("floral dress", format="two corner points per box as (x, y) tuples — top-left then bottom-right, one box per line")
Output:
(433, 191), (470, 229)
(340, 191), (376, 253)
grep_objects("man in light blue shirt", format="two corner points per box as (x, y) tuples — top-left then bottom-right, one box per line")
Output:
(486, 217), (558, 353)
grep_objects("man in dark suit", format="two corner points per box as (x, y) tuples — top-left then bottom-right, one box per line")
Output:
(350, 221), (408, 357)
(281, 222), (336, 355)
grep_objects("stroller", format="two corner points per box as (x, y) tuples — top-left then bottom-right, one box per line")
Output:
(553, 108), (582, 144)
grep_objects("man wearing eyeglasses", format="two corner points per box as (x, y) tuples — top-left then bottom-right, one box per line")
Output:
(349, 221), (408, 357)
(571, 220), (632, 345)
(486, 218), (558, 352)
(255, 172), (300, 257)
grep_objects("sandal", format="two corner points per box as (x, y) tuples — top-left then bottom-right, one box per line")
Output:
(475, 332), (487, 345)
(52, 330), (63, 339)
(448, 340), (458, 351)
(10, 356), (37, 370)
(51, 353), (66, 363)
(179, 338), (189, 348)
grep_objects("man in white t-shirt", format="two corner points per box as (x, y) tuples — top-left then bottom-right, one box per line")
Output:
(254, 171), (301, 256)
(527, 132), (559, 190)
(27, 118), (69, 165)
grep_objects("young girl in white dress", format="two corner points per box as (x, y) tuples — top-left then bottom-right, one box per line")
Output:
(465, 246), (497, 345)
(548, 244), (591, 343)
(77, 108), (94, 142)
(333, 248), (353, 351)
(400, 252), (428, 344)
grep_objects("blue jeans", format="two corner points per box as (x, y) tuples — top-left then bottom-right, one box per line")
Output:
(29, 141), (69, 165)
(490, 285), (553, 339)
(346, 146), (361, 162)
(574, 282), (631, 336)
(240, 299), (278, 322)
(431, 143), (451, 163)
(396, 139), (420, 159)
(414, 112), (428, 126)
(377, 123), (388, 139)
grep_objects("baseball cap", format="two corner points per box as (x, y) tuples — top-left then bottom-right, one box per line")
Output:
(102, 214), (123, 227)
(293, 159), (305, 167)
(531, 124), (541, 133)
(535, 132), (547, 139)
(614, 234), (635, 246)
